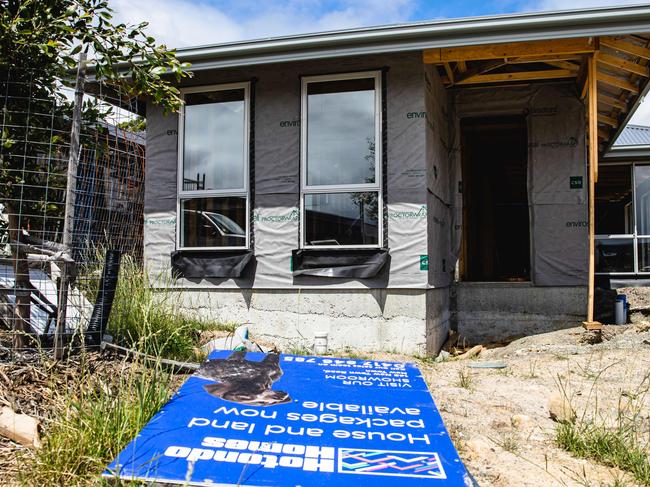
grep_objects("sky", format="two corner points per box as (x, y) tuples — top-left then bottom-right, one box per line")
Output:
(110, 0), (650, 125)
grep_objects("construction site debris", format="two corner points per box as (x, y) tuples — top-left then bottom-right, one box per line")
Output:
(0, 407), (40, 448)
(434, 350), (451, 363)
(454, 345), (483, 360)
(467, 361), (506, 369)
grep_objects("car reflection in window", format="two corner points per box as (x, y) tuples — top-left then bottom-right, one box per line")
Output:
(184, 209), (246, 248)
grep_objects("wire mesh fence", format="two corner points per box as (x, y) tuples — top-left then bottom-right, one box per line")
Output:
(0, 66), (145, 357)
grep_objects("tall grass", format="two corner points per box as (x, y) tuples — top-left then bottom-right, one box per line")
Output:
(23, 355), (172, 485)
(556, 372), (650, 486)
(89, 253), (234, 361)
(19, 255), (237, 484)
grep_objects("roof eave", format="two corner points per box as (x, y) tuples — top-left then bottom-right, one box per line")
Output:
(174, 5), (650, 71)
(603, 145), (650, 160)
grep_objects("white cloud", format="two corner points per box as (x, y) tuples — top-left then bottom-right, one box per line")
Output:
(110, 0), (243, 47)
(110, 0), (416, 49)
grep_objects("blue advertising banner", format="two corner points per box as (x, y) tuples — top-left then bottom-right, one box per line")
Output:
(104, 351), (472, 486)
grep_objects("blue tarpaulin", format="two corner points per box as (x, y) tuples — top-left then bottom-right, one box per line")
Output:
(104, 351), (472, 486)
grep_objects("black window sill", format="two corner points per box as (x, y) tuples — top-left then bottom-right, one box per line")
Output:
(292, 248), (389, 279)
(171, 249), (253, 279)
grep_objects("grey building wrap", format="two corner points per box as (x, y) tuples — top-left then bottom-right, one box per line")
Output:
(140, 5), (650, 352)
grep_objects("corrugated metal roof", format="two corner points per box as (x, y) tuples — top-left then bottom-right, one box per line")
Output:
(173, 5), (650, 70)
(614, 124), (650, 147)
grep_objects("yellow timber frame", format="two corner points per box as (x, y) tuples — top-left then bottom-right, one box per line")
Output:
(423, 35), (650, 325)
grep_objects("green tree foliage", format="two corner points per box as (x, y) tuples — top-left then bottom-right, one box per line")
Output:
(0, 0), (190, 347)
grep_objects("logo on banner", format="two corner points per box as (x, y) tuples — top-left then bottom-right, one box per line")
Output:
(144, 217), (176, 225)
(406, 111), (426, 119)
(419, 255), (429, 271)
(570, 176), (583, 189)
(566, 220), (588, 228)
(339, 448), (446, 479)
(253, 208), (299, 223)
(388, 205), (427, 220)
(530, 137), (579, 149)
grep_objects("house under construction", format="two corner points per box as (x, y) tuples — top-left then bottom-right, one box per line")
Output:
(141, 5), (650, 354)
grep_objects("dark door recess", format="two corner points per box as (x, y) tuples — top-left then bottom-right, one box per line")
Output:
(460, 116), (530, 282)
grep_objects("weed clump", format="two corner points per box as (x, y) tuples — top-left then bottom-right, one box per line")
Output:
(94, 255), (235, 361)
(22, 355), (172, 485)
(555, 373), (650, 486)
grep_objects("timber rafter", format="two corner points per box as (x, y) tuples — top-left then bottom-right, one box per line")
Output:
(423, 34), (650, 152)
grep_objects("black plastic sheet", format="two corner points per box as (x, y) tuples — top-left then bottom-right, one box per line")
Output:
(171, 250), (253, 278)
(292, 248), (388, 278)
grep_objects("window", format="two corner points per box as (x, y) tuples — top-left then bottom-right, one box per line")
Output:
(300, 72), (382, 248)
(595, 163), (650, 274)
(177, 83), (250, 249)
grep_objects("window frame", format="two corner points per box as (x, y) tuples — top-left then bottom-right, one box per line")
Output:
(176, 82), (251, 251)
(596, 161), (650, 275)
(300, 71), (383, 249)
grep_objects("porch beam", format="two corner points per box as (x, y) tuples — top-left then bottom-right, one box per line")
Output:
(452, 59), (507, 84)
(443, 63), (455, 83)
(423, 37), (595, 63)
(543, 60), (581, 71)
(454, 69), (575, 85)
(600, 37), (650, 60)
(507, 54), (583, 64)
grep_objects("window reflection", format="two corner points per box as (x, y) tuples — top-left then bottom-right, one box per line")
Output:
(595, 238), (634, 273)
(181, 197), (246, 248)
(638, 238), (650, 272)
(305, 192), (378, 246)
(183, 89), (246, 191)
(595, 165), (632, 235)
(635, 165), (650, 235)
(307, 78), (376, 186)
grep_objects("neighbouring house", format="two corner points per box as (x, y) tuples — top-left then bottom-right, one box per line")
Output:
(142, 5), (650, 354)
(598, 124), (650, 287)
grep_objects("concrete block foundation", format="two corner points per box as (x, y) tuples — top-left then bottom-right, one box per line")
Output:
(164, 283), (585, 355)
(451, 283), (587, 344)
(172, 288), (449, 356)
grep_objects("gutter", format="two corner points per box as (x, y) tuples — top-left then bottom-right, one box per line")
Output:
(602, 144), (650, 161)
(173, 5), (650, 71)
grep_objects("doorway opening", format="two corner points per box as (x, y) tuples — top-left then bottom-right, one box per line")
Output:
(460, 115), (530, 282)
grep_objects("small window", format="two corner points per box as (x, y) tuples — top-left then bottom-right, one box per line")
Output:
(178, 83), (250, 250)
(301, 72), (382, 248)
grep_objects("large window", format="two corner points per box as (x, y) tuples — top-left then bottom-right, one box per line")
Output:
(177, 83), (250, 249)
(596, 163), (650, 274)
(300, 72), (382, 248)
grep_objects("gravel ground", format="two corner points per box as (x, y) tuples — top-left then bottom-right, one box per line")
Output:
(361, 324), (650, 487)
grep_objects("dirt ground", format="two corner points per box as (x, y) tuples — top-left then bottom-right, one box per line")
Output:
(368, 324), (650, 487)
(1, 324), (649, 486)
